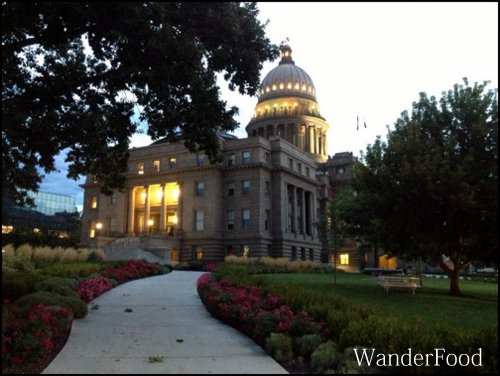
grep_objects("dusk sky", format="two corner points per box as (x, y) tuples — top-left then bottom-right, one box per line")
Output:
(39, 2), (499, 211)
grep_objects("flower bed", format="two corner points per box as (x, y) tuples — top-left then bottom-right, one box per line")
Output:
(197, 272), (329, 351)
(77, 277), (114, 303)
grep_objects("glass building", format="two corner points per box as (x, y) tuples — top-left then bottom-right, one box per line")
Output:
(27, 191), (77, 216)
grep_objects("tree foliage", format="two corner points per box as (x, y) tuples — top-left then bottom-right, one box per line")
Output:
(2, 2), (279, 204)
(337, 79), (498, 295)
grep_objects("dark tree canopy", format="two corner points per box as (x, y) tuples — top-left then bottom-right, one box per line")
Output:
(335, 79), (498, 295)
(2, 2), (279, 204)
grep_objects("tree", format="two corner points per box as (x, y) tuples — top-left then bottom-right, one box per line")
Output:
(2, 2), (279, 205)
(339, 79), (498, 295)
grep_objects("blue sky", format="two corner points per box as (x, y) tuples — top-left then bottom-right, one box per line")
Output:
(39, 2), (498, 211)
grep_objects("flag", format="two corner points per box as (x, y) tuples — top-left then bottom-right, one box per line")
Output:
(357, 115), (359, 131)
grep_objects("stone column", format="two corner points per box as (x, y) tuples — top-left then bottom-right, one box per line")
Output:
(309, 126), (315, 153)
(160, 183), (166, 234)
(127, 187), (135, 234)
(143, 185), (150, 234)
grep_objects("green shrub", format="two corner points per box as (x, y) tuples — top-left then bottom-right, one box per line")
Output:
(295, 333), (322, 358)
(2, 270), (47, 301)
(15, 291), (88, 319)
(265, 332), (293, 364)
(39, 262), (108, 278)
(311, 341), (339, 373)
(34, 277), (80, 299)
(340, 346), (378, 374)
(2, 252), (35, 271)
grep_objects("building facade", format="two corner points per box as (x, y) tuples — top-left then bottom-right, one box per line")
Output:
(80, 44), (358, 264)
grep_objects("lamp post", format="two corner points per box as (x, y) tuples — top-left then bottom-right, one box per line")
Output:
(95, 222), (103, 236)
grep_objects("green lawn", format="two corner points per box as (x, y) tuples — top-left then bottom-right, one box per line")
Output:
(257, 273), (498, 331)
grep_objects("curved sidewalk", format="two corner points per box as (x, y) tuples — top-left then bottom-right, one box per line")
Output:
(43, 271), (287, 374)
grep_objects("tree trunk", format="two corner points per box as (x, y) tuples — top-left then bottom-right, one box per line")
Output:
(439, 258), (463, 296)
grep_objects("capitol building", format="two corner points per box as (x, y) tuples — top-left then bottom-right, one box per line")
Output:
(80, 44), (358, 269)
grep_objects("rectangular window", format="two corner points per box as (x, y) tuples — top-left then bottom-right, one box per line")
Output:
(197, 153), (205, 166)
(153, 160), (160, 172)
(169, 157), (177, 168)
(265, 152), (271, 164)
(227, 210), (235, 230)
(108, 217), (117, 233)
(242, 150), (251, 164)
(309, 248), (314, 261)
(227, 182), (235, 196)
(301, 247), (306, 261)
(291, 246), (297, 261)
(227, 153), (235, 167)
(110, 192), (117, 204)
(241, 180), (250, 195)
(195, 182), (205, 196)
(265, 181), (271, 196)
(297, 162), (302, 173)
(91, 196), (98, 209)
(195, 211), (204, 231)
(288, 158), (293, 169)
(306, 167), (310, 177)
(193, 246), (203, 260)
(137, 162), (144, 175)
(241, 209), (250, 230)
(265, 210), (270, 231)
(340, 253), (349, 265)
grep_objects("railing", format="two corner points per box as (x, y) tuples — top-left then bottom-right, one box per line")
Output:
(103, 237), (140, 260)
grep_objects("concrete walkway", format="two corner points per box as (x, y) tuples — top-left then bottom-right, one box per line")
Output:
(43, 271), (287, 374)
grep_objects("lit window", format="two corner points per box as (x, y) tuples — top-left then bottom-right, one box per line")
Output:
(196, 182), (204, 196)
(227, 210), (235, 230)
(295, 83), (300, 90)
(302, 84), (307, 91)
(195, 211), (204, 231)
(194, 246), (203, 260)
(287, 82), (292, 89)
(137, 162), (144, 175)
(242, 151), (251, 164)
(153, 160), (160, 172)
(279, 83), (284, 89)
(169, 157), (176, 168)
(266, 86), (270, 93)
(227, 182), (235, 196)
(241, 209), (250, 230)
(227, 153), (235, 167)
(340, 254), (349, 265)
(89, 228), (95, 238)
(91, 196), (98, 209)
(241, 180), (250, 195)
(272, 84), (277, 91)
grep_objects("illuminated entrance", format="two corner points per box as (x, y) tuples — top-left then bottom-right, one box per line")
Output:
(128, 182), (180, 235)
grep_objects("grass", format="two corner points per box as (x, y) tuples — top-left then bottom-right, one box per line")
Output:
(257, 272), (498, 331)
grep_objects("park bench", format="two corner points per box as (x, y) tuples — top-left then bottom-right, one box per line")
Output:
(378, 275), (422, 295)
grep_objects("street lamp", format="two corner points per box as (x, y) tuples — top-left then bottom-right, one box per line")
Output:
(95, 222), (103, 237)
